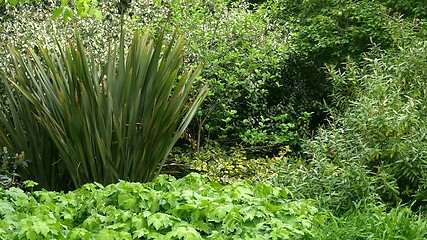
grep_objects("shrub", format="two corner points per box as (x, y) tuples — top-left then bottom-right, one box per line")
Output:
(273, 139), (379, 214)
(261, 0), (394, 130)
(157, 0), (298, 149)
(0, 69), (65, 190)
(303, 17), (427, 206)
(1, 24), (208, 188)
(377, 0), (427, 19)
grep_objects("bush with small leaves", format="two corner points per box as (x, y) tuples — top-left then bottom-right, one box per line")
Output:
(303, 17), (427, 207)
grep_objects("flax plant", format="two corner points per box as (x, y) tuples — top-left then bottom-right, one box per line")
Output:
(5, 28), (208, 188)
(0, 80), (65, 190)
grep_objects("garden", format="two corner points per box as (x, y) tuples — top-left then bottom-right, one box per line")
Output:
(1, 0), (427, 238)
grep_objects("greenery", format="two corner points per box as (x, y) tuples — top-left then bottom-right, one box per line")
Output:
(0, 0), (102, 22)
(1, 25), (208, 188)
(0, 173), (321, 239)
(170, 142), (291, 184)
(302, 17), (427, 207)
(1, 0), (427, 238)
(315, 201), (427, 239)
(0, 58), (65, 190)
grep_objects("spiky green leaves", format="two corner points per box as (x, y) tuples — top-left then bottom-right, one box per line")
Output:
(4, 28), (208, 188)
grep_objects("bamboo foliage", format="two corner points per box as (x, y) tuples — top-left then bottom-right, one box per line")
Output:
(4, 29), (208, 188)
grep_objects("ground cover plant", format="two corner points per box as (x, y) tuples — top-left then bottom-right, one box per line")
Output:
(0, 173), (321, 239)
(170, 141), (292, 184)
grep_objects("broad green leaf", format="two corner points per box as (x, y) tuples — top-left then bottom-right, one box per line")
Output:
(23, 180), (39, 188)
(5, 188), (28, 201)
(0, 201), (15, 216)
(147, 212), (174, 230)
(134, 228), (149, 238)
(165, 226), (202, 240)
(68, 228), (92, 239)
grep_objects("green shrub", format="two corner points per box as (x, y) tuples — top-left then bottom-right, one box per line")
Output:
(261, 0), (394, 130)
(304, 17), (427, 206)
(0, 173), (321, 239)
(0, 72), (65, 190)
(273, 141), (379, 214)
(377, 0), (427, 19)
(157, 0), (299, 149)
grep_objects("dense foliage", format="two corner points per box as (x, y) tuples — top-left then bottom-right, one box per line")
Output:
(0, 173), (321, 239)
(1, 0), (427, 238)
(272, 3), (427, 212)
(306, 34), (427, 206)
(316, 201), (427, 239)
(0, 0), (306, 153)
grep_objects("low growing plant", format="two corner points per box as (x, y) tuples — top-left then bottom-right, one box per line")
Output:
(314, 201), (427, 239)
(170, 141), (292, 184)
(0, 173), (322, 239)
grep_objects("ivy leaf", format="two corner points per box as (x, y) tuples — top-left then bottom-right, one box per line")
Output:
(68, 227), (92, 239)
(26, 217), (51, 237)
(5, 188), (28, 201)
(23, 180), (38, 188)
(207, 204), (233, 222)
(223, 209), (243, 233)
(118, 192), (137, 210)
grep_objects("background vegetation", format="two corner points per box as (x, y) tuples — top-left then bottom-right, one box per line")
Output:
(1, 0), (427, 238)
